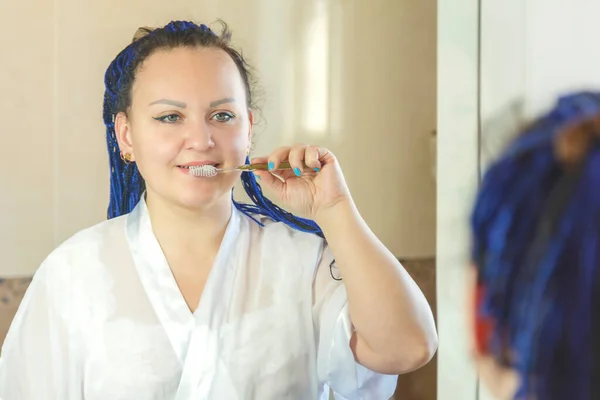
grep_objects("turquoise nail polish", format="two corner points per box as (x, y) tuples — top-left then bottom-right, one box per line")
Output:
(255, 175), (261, 180)
(314, 167), (321, 172)
(268, 161), (274, 171)
(294, 168), (301, 176)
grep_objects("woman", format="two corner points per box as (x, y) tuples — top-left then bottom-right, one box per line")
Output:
(470, 91), (600, 399)
(0, 21), (437, 399)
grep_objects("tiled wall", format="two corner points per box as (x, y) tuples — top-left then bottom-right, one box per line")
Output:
(0, 277), (32, 349)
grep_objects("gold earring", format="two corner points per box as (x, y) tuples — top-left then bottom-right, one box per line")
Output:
(120, 152), (133, 164)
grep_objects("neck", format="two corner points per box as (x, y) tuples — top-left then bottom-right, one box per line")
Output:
(144, 191), (233, 256)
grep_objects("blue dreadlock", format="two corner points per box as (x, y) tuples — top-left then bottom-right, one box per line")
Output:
(102, 20), (323, 237)
(471, 91), (600, 399)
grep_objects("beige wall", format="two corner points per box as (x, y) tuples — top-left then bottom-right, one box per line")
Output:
(0, 1), (56, 279)
(0, 0), (436, 278)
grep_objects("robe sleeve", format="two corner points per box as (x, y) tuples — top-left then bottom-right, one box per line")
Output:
(312, 243), (398, 399)
(0, 254), (84, 400)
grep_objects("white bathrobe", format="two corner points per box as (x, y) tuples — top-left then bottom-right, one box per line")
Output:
(0, 198), (397, 399)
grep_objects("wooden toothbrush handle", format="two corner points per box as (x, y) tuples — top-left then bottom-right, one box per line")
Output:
(240, 161), (307, 171)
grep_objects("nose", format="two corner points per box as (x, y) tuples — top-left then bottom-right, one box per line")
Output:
(185, 121), (215, 151)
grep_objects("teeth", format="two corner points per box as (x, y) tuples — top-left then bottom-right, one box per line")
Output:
(187, 164), (219, 177)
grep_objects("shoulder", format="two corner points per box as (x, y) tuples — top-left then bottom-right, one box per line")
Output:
(37, 215), (128, 280)
(18, 216), (127, 320)
(51, 215), (126, 256)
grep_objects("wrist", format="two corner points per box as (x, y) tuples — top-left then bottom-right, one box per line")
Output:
(314, 197), (357, 228)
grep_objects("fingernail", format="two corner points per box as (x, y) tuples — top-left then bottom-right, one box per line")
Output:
(268, 161), (274, 171)
(314, 167), (321, 172)
(255, 175), (261, 180)
(294, 168), (301, 177)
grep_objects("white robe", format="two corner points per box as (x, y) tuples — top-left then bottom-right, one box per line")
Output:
(0, 198), (398, 399)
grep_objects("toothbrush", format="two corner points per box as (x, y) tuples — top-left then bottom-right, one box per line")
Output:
(188, 162), (309, 177)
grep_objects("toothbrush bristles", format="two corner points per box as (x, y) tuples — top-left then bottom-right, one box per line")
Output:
(188, 165), (218, 177)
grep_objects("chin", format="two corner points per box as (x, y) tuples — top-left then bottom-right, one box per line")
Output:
(146, 171), (237, 211)
(174, 192), (220, 210)
(175, 184), (231, 211)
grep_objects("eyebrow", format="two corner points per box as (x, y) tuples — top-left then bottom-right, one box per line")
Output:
(148, 97), (236, 108)
(210, 97), (235, 107)
(149, 99), (187, 108)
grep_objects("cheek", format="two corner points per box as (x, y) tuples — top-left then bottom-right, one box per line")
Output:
(133, 130), (182, 165)
(134, 138), (181, 175)
(216, 129), (250, 155)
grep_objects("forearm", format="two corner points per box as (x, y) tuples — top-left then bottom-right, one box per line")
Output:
(315, 199), (437, 367)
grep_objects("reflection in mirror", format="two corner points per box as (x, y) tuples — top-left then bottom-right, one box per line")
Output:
(471, 91), (600, 400)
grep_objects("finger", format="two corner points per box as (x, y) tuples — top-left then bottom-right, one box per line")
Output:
(250, 156), (269, 172)
(252, 169), (286, 188)
(288, 144), (308, 177)
(270, 171), (287, 183)
(267, 146), (292, 172)
(304, 145), (322, 172)
(316, 147), (334, 164)
(272, 168), (295, 181)
(250, 156), (268, 164)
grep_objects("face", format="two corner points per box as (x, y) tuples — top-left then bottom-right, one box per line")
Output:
(115, 46), (253, 211)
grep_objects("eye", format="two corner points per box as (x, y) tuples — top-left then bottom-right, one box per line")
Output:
(153, 114), (181, 123)
(211, 112), (236, 123)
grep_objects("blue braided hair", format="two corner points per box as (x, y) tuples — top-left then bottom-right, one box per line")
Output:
(470, 91), (600, 399)
(102, 20), (323, 237)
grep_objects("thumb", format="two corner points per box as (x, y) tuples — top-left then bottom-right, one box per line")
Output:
(252, 170), (286, 195)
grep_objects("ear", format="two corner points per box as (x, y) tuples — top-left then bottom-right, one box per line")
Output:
(114, 111), (135, 161)
(247, 108), (254, 142)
